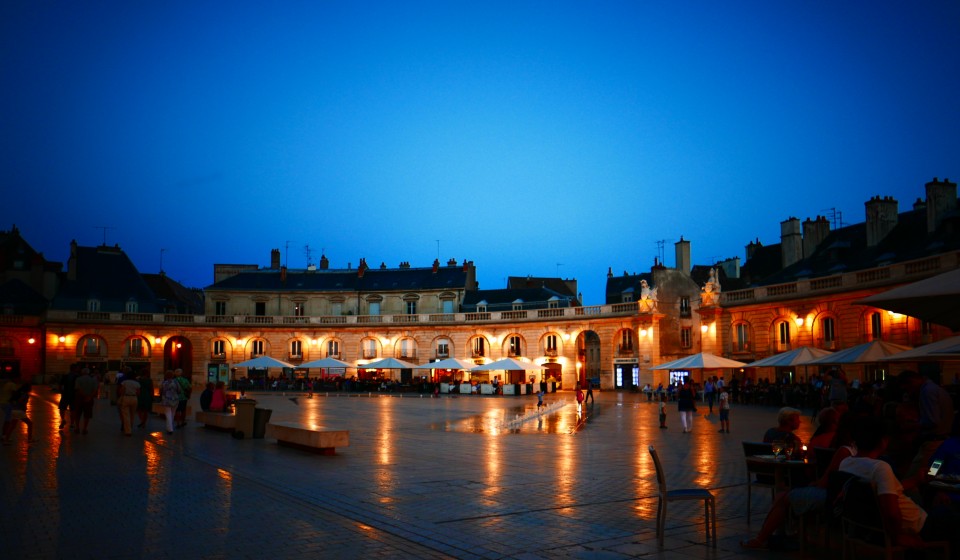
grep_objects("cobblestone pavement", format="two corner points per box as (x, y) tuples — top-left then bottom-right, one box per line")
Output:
(1, 388), (829, 559)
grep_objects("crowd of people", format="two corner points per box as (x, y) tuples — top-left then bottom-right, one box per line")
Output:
(739, 368), (960, 554)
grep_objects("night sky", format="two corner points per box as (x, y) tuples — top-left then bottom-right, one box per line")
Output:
(3, 2), (959, 304)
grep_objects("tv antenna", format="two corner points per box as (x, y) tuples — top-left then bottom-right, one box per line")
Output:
(822, 208), (845, 230)
(285, 240), (295, 267)
(303, 244), (314, 266)
(656, 240), (666, 266)
(93, 226), (115, 246)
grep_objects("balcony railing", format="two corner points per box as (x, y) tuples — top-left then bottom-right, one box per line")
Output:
(44, 300), (643, 328)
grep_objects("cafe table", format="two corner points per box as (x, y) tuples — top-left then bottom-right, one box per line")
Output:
(744, 454), (808, 490)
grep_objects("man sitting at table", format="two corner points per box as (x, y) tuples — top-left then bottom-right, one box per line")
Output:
(763, 407), (803, 458)
(839, 416), (958, 551)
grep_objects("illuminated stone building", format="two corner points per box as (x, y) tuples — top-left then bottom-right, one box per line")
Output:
(3, 178), (959, 391)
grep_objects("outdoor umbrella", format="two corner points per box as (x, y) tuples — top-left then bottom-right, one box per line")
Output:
(299, 357), (353, 369)
(651, 352), (748, 370)
(858, 268), (960, 331)
(361, 357), (419, 370)
(234, 356), (296, 369)
(413, 358), (476, 370)
(799, 340), (912, 365)
(748, 346), (834, 368)
(470, 357), (545, 371)
(879, 335), (960, 361)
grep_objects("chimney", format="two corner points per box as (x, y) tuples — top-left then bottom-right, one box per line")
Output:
(270, 248), (281, 270)
(432, 258), (440, 273)
(926, 177), (958, 233)
(674, 237), (690, 275)
(447, 258), (457, 267)
(802, 216), (830, 258)
(865, 195), (899, 247)
(745, 238), (762, 261)
(68, 239), (78, 281)
(319, 254), (329, 270)
(380, 262), (387, 269)
(357, 258), (367, 278)
(780, 218), (802, 268)
(280, 266), (287, 283)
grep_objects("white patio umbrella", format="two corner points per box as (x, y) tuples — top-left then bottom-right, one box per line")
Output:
(858, 268), (960, 331)
(299, 357), (353, 369)
(651, 352), (748, 370)
(879, 335), (960, 361)
(799, 340), (912, 365)
(413, 358), (476, 370)
(234, 356), (296, 369)
(748, 346), (834, 368)
(470, 357), (545, 371)
(360, 357), (419, 370)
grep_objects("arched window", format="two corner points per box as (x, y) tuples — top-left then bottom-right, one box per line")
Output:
(733, 322), (751, 352)
(776, 321), (791, 351)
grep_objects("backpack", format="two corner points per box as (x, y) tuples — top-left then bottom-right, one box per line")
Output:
(176, 376), (192, 398)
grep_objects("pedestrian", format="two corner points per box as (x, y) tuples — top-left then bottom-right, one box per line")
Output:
(718, 387), (731, 433)
(2, 382), (34, 444)
(136, 370), (154, 429)
(704, 376), (716, 414)
(160, 370), (180, 434)
(117, 372), (140, 436)
(72, 367), (99, 434)
(658, 393), (668, 429)
(576, 386), (584, 408)
(537, 389), (545, 411)
(58, 364), (78, 430)
(585, 380), (594, 404)
(173, 368), (191, 428)
(677, 380), (696, 433)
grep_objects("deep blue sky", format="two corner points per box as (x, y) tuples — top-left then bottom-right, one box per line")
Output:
(3, 2), (959, 305)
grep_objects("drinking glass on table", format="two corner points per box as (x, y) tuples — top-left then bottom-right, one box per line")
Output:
(771, 440), (784, 459)
(782, 441), (795, 460)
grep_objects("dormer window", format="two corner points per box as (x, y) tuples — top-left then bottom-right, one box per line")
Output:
(87, 299), (101, 312)
(477, 299), (488, 313)
(512, 299), (524, 311)
(125, 299), (138, 313)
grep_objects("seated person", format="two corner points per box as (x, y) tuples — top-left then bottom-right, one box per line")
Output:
(210, 382), (227, 412)
(839, 416), (958, 550)
(763, 407), (804, 458)
(919, 417), (960, 510)
(199, 382), (214, 412)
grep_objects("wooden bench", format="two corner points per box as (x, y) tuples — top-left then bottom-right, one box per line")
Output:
(195, 411), (237, 431)
(265, 422), (349, 455)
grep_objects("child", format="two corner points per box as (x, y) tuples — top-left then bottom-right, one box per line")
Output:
(537, 389), (545, 411)
(718, 387), (730, 433)
(658, 393), (667, 429)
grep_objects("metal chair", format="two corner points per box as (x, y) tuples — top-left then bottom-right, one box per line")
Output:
(741, 441), (777, 520)
(648, 445), (716, 548)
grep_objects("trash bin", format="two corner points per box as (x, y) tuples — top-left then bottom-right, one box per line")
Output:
(252, 407), (273, 439)
(233, 398), (257, 439)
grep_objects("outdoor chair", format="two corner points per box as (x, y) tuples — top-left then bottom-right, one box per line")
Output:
(840, 476), (950, 560)
(741, 441), (776, 520)
(648, 445), (716, 548)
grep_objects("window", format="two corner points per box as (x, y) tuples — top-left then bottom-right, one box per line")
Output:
(362, 339), (377, 359)
(327, 340), (340, 358)
(215, 301), (227, 316)
(620, 330), (633, 351)
(679, 297), (691, 317)
(127, 338), (144, 357)
(870, 312), (883, 340)
(82, 336), (101, 356)
(125, 299), (138, 313)
(212, 340), (226, 356)
(251, 339), (264, 356)
(0, 338), (13, 356)
(680, 327), (692, 348)
(545, 335), (558, 351)
(735, 323), (750, 352)
(406, 301), (417, 315)
(87, 299), (101, 312)
(778, 321), (791, 346)
(290, 340), (302, 357)
(508, 336), (522, 356)
(293, 303), (304, 317)
(368, 301), (380, 316)
(436, 339), (449, 358)
(331, 302), (342, 316)
(442, 300), (454, 314)
(473, 337), (486, 357)
(622, 293), (633, 303)
(548, 299), (559, 309)
(399, 338), (414, 358)
(822, 317), (835, 347)
(255, 302), (266, 316)
(512, 300), (523, 311)
(477, 304), (487, 313)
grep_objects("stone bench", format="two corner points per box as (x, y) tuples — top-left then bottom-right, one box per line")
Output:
(265, 422), (349, 455)
(195, 410), (237, 431)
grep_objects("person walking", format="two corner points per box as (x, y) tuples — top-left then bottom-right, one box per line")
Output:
(160, 370), (180, 434)
(117, 372), (140, 436)
(58, 364), (78, 430)
(584, 380), (594, 404)
(704, 377), (716, 414)
(136, 370), (154, 429)
(72, 367), (99, 434)
(658, 393), (668, 429)
(677, 380), (696, 433)
(2, 382), (35, 444)
(173, 368), (191, 428)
